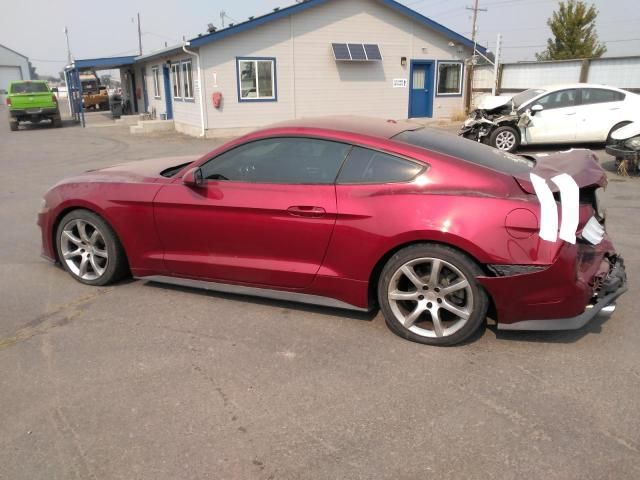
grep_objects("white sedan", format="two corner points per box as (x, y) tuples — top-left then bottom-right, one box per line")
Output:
(460, 83), (640, 152)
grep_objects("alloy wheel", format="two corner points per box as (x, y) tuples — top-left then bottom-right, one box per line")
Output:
(60, 219), (109, 281)
(495, 131), (516, 151)
(387, 257), (474, 338)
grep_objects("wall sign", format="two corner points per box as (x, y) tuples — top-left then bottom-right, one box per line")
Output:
(392, 78), (408, 88)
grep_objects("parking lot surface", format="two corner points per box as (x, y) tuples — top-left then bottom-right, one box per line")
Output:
(1, 107), (639, 479)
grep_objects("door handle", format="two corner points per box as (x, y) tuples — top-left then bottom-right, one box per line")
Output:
(287, 206), (326, 218)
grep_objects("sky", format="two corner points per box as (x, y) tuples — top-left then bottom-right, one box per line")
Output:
(1, 0), (637, 77)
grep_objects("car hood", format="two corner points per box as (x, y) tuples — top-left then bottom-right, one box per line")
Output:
(513, 149), (607, 193)
(79, 155), (199, 182)
(475, 95), (513, 111)
(611, 122), (640, 141)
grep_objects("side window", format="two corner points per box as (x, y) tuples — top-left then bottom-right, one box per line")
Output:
(200, 138), (351, 184)
(337, 147), (423, 184)
(535, 89), (577, 110)
(581, 88), (625, 105)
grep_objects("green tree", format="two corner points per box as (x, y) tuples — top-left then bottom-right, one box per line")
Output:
(536, 0), (606, 60)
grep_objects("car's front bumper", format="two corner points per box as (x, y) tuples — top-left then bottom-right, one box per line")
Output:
(605, 144), (640, 161)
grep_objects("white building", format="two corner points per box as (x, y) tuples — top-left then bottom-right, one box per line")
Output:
(0, 44), (31, 94)
(106, 0), (483, 137)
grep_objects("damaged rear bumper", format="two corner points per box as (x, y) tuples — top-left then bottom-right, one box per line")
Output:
(496, 255), (627, 331)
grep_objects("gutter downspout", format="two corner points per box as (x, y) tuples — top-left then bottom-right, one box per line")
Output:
(183, 42), (206, 137)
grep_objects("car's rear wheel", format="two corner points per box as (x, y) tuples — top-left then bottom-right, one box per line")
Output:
(55, 210), (128, 286)
(53, 115), (63, 128)
(9, 120), (18, 132)
(378, 244), (488, 346)
(489, 125), (519, 153)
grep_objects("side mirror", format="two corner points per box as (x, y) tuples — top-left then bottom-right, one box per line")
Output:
(51, 87), (59, 93)
(182, 167), (204, 187)
(530, 104), (544, 115)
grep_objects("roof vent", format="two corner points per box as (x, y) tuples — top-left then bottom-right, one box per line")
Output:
(229, 22), (234, 27)
(249, 16), (254, 20)
(273, 7), (280, 11)
(207, 23), (217, 33)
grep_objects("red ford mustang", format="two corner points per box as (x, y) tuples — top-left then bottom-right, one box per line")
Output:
(38, 116), (627, 345)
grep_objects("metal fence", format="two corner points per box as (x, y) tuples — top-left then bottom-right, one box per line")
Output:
(471, 55), (640, 107)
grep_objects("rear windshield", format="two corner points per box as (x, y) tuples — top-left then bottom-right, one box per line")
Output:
(10, 82), (49, 94)
(393, 128), (534, 175)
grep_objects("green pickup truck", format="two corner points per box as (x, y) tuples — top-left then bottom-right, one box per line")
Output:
(6, 80), (62, 131)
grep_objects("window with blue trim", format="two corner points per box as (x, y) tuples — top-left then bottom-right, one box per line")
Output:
(237, 58), (276, 101)
(437, 62), (463, 96)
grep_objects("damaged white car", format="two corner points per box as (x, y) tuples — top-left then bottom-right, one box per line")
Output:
(606, 121), (640, 172)
(460, 84), (640, 153)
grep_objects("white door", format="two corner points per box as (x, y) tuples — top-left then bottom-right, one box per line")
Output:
(521, 89), (578, 145)
(575, 88), (627, 142)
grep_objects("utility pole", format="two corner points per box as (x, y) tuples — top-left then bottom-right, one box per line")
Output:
(220, 10), (226, 28)
(137, 13), (143, 55)
(492, 33), (502, 96)
(464, 0), (487, 112)
(63, 26), (72, 65)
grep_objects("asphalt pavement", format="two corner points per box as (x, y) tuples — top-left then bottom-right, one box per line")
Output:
(1, 107), (639, 479)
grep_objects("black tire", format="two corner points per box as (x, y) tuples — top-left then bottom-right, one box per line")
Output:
(55, 209), (129, 286)
(9, 120), (18, 132)
(489, 125), (520, 153)
(377, 244), (488, 346)
(53, 115), (63, 128)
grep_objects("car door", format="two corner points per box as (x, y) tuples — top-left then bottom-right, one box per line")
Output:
(153, 137), (352, 289)
(520, 89), (578, 144)
(575, 88), (627, 142)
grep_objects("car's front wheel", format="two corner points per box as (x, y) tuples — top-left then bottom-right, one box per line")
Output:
(378, 244), (488, 346)
(55, 210), (128, 286)
(489, 125), (519, 153)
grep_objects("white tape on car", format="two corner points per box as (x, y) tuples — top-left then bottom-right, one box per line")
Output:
(551, 173), (579, 244)
(530, 173), (558, 242)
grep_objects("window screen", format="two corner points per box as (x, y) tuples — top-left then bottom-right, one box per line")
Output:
(437, 62), (462, 95)
(337, 147), (423, 184)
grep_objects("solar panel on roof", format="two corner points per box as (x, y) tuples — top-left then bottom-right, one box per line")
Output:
(363, 44), (382, 61)
(347, 44), (367, 61)
(332, 43), (351, 60)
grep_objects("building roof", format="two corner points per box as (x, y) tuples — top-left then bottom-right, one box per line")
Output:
(187, 0), (486, 54)
(0, 43), (29, 60)
(65, 56), (138, 71)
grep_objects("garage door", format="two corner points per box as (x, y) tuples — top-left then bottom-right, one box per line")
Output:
(0, 66), (23, 93)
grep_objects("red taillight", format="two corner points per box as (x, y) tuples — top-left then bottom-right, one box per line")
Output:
(52, 94), (57, 103)
(5, 97), (10, 106)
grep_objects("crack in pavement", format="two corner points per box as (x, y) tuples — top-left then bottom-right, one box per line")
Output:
(0, 290), (108, 350)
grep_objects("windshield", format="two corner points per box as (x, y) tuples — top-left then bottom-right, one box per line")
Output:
(393, 128), (534, 175)
(513, 88), (546, 108)
(10, 82), (49, 94)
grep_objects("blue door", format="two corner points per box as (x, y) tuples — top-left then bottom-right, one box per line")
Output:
(409, 61), (434, 118)
(162, 65), (173, 120)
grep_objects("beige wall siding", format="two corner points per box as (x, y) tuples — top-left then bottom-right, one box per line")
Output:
(136, 52), (202, 126)
(200, 17), (294, 129)
(198, 0), (471, 132)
